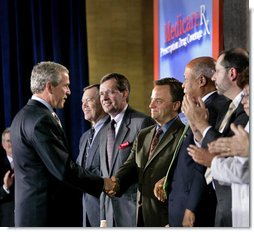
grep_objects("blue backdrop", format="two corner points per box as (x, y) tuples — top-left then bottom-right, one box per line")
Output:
(0, 0), (90, 160)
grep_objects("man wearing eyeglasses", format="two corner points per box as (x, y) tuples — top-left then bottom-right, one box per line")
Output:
(99, 73), (155, 227)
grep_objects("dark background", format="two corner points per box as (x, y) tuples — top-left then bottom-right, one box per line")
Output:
(0, 0), (90, 160)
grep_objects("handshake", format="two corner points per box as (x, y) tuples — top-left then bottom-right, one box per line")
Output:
(103, 176), (120, 197)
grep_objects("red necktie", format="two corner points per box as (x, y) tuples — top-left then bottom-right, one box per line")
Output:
(148, 127), (162, 160)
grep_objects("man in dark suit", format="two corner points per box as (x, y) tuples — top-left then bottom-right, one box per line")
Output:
(76, 84), (109, 227)
(108, 78), (185, 226)
(0, 127), (15, 227)
(10, 61), (115, 227)
(183, 49), (249, 227)
(99, 73), (155, 227)
(154, 57), (229, 227)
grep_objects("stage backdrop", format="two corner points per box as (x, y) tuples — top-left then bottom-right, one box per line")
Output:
(0, 0), (90, 160)
(154, 0), (223, 82)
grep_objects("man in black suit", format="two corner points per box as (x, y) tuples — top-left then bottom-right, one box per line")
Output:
(0, 127), (15, 227)
(76, 84), (109, 227)
(99, 73), (155, 227)
(154, 57), (229, 227)
(10, 61), (114, 227)
(183, 48), (249, 226)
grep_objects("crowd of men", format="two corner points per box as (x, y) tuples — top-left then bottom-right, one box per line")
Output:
(0, 47), (249, 227)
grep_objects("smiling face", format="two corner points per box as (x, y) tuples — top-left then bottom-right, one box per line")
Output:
(149, 85), (179, 125)
(51, 72), (71, 109)
(82, 86), (104, 123)
(99, 79), (128, 117)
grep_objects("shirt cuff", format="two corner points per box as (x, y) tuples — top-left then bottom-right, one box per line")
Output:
(3, 185), (10, 194)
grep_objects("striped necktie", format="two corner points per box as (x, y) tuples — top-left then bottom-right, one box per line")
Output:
(107, 120), (116, 168)
(205, 101), (237, 184)
(52, 112), (62, 128)
(148, 127), (162, 160)
(218, 101), (236, 133)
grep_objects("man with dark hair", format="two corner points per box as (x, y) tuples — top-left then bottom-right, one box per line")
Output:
(99, 72), (155, 227)
(184, 48), (249, 226)
(154, 56), (229, 227)
(108, 77), (185, 226)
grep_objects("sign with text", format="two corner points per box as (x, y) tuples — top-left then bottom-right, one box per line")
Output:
(154, 0), (223, 81)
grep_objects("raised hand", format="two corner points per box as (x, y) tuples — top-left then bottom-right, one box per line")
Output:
(3, 170), (15, 190)
(182, 95), (209, 134)
(187, 145), (216, 167)
(208, 123), (249, 157)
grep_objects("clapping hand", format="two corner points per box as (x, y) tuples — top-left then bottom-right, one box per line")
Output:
(208, 123), (249, 157)
(3, 170), (15, 190)
(187, 145), (216, 167)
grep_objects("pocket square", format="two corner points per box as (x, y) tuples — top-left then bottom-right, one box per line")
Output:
(119, 141), (131, 149)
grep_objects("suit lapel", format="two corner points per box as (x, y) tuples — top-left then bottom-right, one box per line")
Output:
(110, 109), (131, 174)
(77, 133), (89, 166)
(140, 126), (156, 168)
(86, 135), (99, 168)
(144, 120), (180, 168)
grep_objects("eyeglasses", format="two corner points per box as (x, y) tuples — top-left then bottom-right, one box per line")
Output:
(99, 89), (120, 97)
(241, 92), (249, 99)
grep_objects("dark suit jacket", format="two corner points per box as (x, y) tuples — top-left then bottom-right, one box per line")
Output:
(202, 99), (249, 227)
(116, 117), (185, 226)
(168, 92), (229, 227)
(100, 106), (155, 227)
(10, 99), (104, 227)
(0, 154), (14, 227)
(76, 116), (109, 227)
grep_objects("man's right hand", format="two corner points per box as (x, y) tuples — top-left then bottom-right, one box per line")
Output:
(103, 176), (119, 197)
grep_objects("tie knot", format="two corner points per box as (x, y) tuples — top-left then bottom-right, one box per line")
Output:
(229, 102), (236, 110)
(156, 127), (162, 136)
(111, 119), (116, 129)
(52, 112), (62, 128)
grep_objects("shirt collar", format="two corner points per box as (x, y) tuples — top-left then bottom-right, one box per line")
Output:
(31, 95), (54, 113)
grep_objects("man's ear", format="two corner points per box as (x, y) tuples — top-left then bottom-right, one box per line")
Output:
(122, 89), (129, 100)
(199, 75), (207, 87)
(46, 81), (53, 94)
(173, 101), (181, 112)
(229, 67), (238, 81)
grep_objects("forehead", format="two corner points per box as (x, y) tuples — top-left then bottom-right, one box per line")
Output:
(83, 87), (98, 96)
(151, 85), (170, 98)
(215, 54), (225, 68)
(184, 67), (193, 79)
(60, 72), (70, 84)
(100, 79), (117, 90)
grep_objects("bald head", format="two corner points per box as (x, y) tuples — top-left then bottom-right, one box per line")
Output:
(186, 56), (216, 80)
(183, 56), (216, 99)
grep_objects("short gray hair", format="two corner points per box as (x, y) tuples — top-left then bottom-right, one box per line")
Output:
(30, 61), (69, 94)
